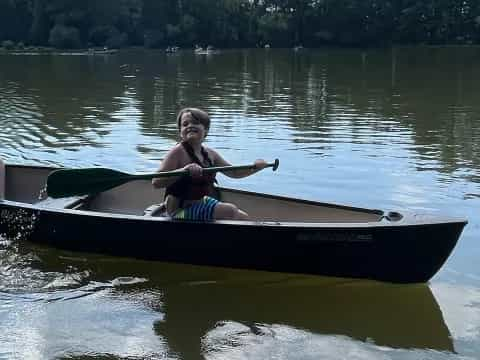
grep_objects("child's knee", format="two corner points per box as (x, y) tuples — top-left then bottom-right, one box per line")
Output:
(226, 203), (249, 220)
(224, 203), (239, 218)
(215, 202), (244, 220)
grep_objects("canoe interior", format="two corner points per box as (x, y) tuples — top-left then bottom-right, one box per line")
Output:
(3, 164), (384, 223)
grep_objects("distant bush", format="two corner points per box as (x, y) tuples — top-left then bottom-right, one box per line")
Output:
(88, 25), (127, 49)
(89, 26), (114, 46)
(258, 13), (290, 46)
(144, 29), (165, 48)
(106, 31), (128, 49)
(1, 40), (15, 50)
(48, 25), (82, 49)
(166, 24), (181, 42)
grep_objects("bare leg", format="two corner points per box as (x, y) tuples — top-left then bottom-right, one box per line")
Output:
(214, 202), (249, 220)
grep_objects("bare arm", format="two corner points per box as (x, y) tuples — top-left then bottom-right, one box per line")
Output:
(151, 146), (184, 188)
(210, 149), (268, 179)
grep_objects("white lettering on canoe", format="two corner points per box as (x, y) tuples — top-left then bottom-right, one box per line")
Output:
(296, 232), (373, 243)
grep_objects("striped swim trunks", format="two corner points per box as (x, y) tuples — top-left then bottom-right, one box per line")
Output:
(171, 196), (219, 221)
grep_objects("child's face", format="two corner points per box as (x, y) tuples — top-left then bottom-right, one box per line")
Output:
(179, 112), (207, 142)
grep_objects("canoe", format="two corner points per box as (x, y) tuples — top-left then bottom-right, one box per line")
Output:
(0, 163), (467, 283)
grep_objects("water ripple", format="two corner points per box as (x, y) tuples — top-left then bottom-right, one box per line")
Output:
(202, 321), (468, 360)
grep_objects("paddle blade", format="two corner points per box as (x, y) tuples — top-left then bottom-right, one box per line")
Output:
(47, 168), (132, 198)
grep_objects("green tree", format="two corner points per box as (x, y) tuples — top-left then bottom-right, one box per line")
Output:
(48, 24), (81, 48)
(1, 0), (480, 48)
(29, 0), (49, 44)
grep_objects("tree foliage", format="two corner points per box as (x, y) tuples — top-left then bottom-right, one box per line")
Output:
(1, 0), (479, 49)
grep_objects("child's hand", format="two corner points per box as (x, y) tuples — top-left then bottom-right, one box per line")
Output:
(183, 163), (203, 178)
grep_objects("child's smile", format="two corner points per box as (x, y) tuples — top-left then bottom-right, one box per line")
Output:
(180, 113), (207, 141)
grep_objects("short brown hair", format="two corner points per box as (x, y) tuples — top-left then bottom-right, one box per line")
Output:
(176, 108), (211, 132)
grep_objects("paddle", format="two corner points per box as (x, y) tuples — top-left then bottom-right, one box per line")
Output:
(46, 159), (280, 198)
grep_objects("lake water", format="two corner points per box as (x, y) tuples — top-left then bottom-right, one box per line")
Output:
(0, 47), (479, 359)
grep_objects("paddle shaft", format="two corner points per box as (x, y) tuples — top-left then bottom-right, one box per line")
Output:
(135, 158), (280, 180)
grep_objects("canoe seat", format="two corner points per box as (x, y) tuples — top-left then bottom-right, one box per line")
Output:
(144, 203), (168, 217)
(36, 194), (91, 210)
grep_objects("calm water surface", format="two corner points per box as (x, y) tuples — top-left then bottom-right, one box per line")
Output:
(0, 48), (479, 359)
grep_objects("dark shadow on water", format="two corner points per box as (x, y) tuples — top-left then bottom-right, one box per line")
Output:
(20, 245), (454, 359)
(149, 265), (454, 358)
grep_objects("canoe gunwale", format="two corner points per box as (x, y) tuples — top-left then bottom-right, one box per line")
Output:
(2, 163), (468, 227)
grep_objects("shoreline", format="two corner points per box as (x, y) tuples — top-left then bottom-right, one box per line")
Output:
(1, 44), (480, 56)
(0, 47), (118, 56)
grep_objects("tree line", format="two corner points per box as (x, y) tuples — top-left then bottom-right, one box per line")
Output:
(1, 0), (479, 49)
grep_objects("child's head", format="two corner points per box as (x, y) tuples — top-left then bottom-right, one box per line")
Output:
(176, 108), (211, 134)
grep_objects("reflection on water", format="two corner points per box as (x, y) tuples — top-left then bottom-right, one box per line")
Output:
(1, 48), (480, 177)
(0, 244), (166, 359)
(154, 268), (453, 356)
(1, 47), (480, 359)
(0, 289), (167, 360)
(2, 241), (480, 359)
(0, 243), (456, 359)
(432, 283), (480, 358)
(201, 324), (458, 360)
(0, 49), (479, 210)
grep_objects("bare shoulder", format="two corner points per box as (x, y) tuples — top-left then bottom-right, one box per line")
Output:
(168, 143), (185, 155)
(204, 146), (230, 166)
(159, 143), (186, 171)
(162, 144), (181, 161)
